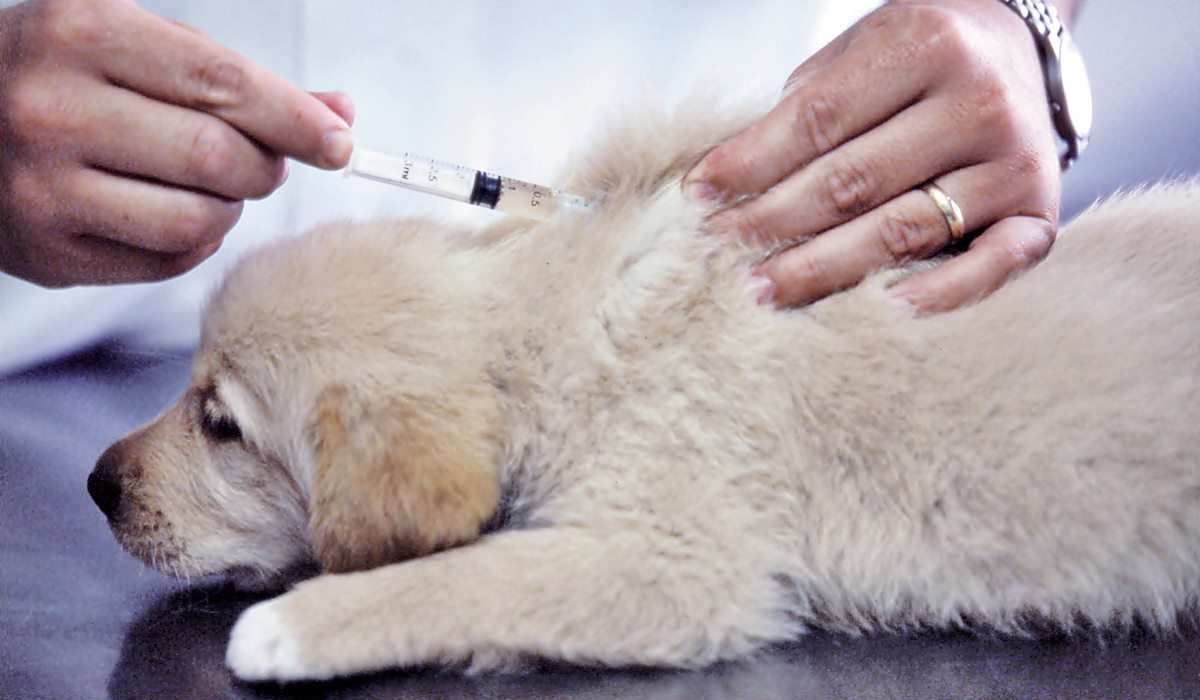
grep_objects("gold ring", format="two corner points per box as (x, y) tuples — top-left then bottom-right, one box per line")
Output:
(920, 182), (966, 241)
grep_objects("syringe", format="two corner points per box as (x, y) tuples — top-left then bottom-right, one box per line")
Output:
(344, 148), (595, 221)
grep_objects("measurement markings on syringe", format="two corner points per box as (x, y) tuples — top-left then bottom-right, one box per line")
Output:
(345, 148), (595, 222)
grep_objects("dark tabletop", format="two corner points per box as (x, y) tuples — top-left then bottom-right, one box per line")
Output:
(3, 349), (1199, 700)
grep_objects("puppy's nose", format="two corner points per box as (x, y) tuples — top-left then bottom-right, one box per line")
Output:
(88, 445), (124, 520)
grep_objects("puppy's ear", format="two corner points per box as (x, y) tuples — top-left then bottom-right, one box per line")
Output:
(309, 383), (500, 573)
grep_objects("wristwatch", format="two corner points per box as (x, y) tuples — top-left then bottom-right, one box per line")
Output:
(997, 0), (1093, 169)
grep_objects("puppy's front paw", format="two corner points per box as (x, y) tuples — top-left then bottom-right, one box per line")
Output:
(226, 598), (315, 682)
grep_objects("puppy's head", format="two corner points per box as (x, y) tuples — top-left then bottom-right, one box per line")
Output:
(89, 221), (502, 586)
(89, 362), (311, 588)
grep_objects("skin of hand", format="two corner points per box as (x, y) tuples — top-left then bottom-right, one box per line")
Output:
(684, 0), (1075, 313)
(0, 0), (355, 287)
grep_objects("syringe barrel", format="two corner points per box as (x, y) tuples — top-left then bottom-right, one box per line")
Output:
(491, 176), (594, 221)
(345, 148), (595, 221)
(345, 150), (475, 203)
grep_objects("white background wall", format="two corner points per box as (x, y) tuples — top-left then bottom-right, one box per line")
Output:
(1063, 1), (1200, 216)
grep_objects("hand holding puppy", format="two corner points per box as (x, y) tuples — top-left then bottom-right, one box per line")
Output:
(687, 0), (1075, 313)
(0, 0), (355, 287)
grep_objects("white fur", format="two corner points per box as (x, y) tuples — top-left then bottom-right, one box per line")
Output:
(226, 602), (308, 681)
(98, 104), (1200, 681)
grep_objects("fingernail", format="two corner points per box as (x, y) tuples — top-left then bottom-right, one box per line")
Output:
(748, 272), (776, 306)
(683, 180), (722, 203)
(888, 280), (929, 314)
(323, 128), (354, 169)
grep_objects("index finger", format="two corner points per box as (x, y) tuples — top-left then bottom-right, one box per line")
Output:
(685, 7), (943, 199)
(70, 2), (352, 169)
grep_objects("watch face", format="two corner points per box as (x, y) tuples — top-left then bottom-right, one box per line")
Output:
(1060, 39), (1093, 142)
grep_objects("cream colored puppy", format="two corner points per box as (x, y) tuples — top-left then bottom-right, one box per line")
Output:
(89, 106), (1200, 682)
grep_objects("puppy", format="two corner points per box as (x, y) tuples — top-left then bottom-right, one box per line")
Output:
(89, 104), (1200, 682)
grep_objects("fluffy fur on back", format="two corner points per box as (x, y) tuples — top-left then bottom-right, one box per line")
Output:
(93, 102), (1200, 682)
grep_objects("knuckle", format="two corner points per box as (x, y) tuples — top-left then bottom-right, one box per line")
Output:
(878, 208), (935, 261)
(191, 57), (247, 108)
(1004, 151), (1061, 220)
(1017, 219), (1057, 261)
(44, 0), (111, 49)
(723, 206), (772, 246)
(1041, 197), (1061, 226)
(824, 157), (877, 219)
(972, 70), (1010, 110)
(8, 168), (56, 223)
(790, 252), (834, 290)
(997, 248), (1030, 276)
(9, 167), (45, 208)
(979, 219), (1057, 281)
(996, 237), (1039, 273)
(1006, 147), (1050, 194)
(5, 77), (73, 139)
(186, 121), (237, 186)
(772, 250), (838, 306)
(971, 78), (1022, 140)
(859, 5), (905, 34)
(243, 171), (278, 201)
(915, 6), (973, 63)
(165, 199), (235, 249)
(249, 157), (287, 199)
(700, 143), (754, 191)
(793, 91), (843, 155)
(4, 79), (44, 139)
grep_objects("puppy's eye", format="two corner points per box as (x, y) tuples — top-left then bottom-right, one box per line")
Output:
(204, 413), (243, 442)
(202, 399), (243, 442)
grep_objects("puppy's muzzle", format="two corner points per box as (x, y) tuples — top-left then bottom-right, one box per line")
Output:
(88, 445), (124, 520)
